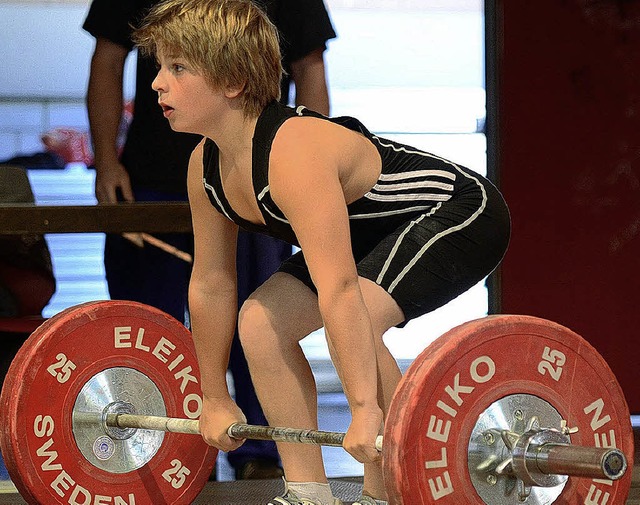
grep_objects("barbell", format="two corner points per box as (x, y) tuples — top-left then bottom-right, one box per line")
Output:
(0, 300), (634, 504)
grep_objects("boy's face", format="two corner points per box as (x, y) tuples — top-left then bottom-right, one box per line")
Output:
(152, 48), (226, 135)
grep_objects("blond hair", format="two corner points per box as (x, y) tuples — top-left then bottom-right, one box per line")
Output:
(134, 0), (283, 117)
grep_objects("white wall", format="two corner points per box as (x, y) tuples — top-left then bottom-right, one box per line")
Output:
(0, 3), (136, 159)
(0, 3), (138, 99)
(2, 1), (489, 362)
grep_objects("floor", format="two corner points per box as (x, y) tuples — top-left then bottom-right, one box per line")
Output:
(0, 399), (638, 504)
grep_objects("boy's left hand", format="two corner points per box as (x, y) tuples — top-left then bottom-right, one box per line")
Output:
(343, 405), (384, 463)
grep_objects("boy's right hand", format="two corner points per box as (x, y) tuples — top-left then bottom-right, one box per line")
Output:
(199, 395), (247, 453)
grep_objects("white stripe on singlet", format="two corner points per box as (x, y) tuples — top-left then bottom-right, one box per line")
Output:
(375, 204), (441, 287)
(257, 185), (270, 200)
(258, 185), (290, 224)
(203, 178), (233, 221)
(365, 192), (452, 202)
(373, 146), (488, 293)
(364, 138), (456, 205)
(349, 205), (438, 219)
(378, 169), (456, 182)
(370, 180), (454, 192)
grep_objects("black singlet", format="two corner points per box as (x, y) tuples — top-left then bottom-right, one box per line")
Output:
(202, 101), (511, 321)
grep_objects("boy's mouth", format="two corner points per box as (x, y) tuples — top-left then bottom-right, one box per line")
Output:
(159, 102), (174, 118)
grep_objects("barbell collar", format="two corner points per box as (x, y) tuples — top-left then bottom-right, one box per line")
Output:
(511, 427), (627, 486)
(534, 444), (627, 481)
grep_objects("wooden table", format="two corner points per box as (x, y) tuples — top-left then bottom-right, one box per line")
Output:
(0, 203), (192, 235)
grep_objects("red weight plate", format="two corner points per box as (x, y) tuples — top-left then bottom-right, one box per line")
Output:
(383, 314), (633, 505)
(0, 300), (217, 505)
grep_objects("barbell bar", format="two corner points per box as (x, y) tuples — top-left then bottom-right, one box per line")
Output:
(111, 413), (383, 450)
(71, 410), (381, 449)
(95, 412), (625, 482)
(0, 301), (635, 505)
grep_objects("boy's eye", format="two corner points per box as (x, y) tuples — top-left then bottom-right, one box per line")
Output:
(172, 64), (185, 72)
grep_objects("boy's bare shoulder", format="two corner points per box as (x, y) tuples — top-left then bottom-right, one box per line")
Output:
(273, 115), (365, 158)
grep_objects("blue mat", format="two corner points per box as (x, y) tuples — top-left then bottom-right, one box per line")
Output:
(0, 453), (9, 481)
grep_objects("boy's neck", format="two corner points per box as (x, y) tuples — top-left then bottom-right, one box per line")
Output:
(206, 109), (259, 162)
(204, 105), (258, 153)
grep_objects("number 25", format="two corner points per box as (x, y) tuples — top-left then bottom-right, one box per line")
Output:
(538, 346), (565, 382)
(46, 353), (77, 384)
(163, 459), (191, 489)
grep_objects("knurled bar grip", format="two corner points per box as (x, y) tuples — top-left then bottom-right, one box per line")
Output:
(108, 414), (384, 449)
(229, 423), (345, 447)
(228, 423), (386, 452)
(107, 413), (623, 480)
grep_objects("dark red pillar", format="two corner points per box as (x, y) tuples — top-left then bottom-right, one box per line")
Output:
(493, 0), (640, 411)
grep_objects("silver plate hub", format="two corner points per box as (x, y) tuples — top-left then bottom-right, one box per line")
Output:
(72, 367), (166, 473)
(467, 394), (568, 504)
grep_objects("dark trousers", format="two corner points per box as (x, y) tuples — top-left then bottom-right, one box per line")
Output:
(104, 188), (290, 468)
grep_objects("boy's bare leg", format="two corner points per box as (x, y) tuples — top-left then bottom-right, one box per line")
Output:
(239, 273), (403, 498)
(238, 272), (326, 483)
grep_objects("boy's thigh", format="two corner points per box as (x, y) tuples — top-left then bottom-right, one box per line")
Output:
(241, 272), (323, 343)
(278, 250), (405, 334)
(358, 276), (405, 335)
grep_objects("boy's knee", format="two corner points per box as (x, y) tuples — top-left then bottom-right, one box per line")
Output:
(237, 298), (272, 349)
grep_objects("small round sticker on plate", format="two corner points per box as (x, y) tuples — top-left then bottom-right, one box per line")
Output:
(93, 436), (115, 461)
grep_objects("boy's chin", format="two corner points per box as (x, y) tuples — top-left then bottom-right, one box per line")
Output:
(169, 123), (195, 135)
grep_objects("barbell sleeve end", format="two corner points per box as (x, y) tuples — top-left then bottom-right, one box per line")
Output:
(108, 413), (201, 435)
(535, 444), (628, 481)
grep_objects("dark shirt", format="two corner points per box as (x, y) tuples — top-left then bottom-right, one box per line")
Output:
(83, 0), (336, 194)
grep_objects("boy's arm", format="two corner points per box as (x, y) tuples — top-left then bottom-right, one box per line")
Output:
(269, 120), (382, 464)
(187, 141), (246, 451)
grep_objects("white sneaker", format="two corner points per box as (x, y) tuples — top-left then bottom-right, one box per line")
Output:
(267, 481), (342, 505)
(268, 494), (342, 505)
(353, 496), (387, 505)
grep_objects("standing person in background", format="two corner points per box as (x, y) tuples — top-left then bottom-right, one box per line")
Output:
(82, 0), (336, 480)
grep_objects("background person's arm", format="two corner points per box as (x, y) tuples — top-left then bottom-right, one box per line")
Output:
(86, 37), (134, 203)
(290, 47), (331, 116)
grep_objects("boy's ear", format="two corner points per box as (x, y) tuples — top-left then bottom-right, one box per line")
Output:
(224, 81), (246, 99)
